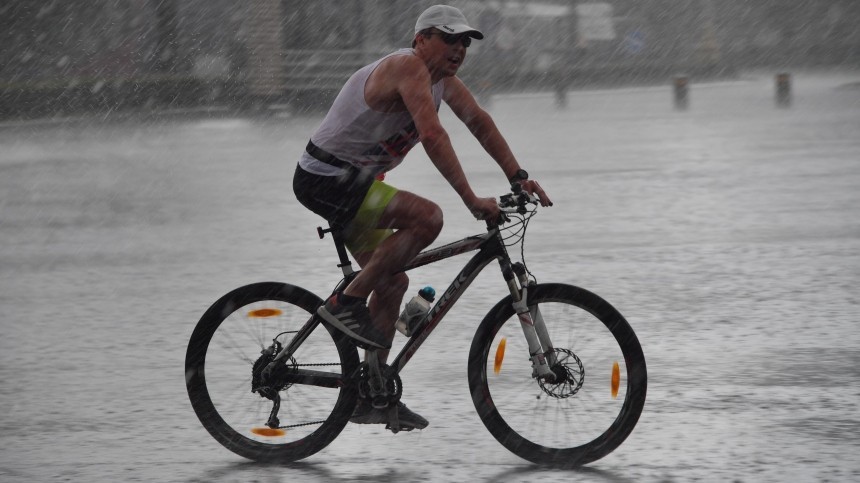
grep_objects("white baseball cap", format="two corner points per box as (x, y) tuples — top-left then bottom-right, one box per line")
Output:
(415, 5), (484, 39)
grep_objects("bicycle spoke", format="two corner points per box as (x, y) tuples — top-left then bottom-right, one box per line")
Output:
(469, 284), (646, 467)
(186, 283), (359, 462)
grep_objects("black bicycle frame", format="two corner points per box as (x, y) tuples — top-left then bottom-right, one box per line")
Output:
(390, 226), (513, 373)
(274, 222), (518, 380)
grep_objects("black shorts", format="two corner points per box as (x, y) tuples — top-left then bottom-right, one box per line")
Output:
(293, 164), (376, 227)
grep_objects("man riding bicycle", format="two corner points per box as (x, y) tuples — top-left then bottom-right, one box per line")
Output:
(293, 4), (552, 429)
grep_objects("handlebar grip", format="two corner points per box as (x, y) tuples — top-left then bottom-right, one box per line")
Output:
(485, 211), (511, 229)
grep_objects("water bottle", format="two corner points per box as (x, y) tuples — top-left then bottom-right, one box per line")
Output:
(395, 286), (435, 337)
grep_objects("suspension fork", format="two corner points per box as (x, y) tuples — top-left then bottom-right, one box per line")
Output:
(527, 285), (558, 368)
(504, 261), (556, 380)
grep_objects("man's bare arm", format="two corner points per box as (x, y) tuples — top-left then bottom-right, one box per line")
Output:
(394, 57), (499, 218)
(444, 76), (553, 206)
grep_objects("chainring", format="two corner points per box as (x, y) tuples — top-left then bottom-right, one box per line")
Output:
(353, 362), (402, 407)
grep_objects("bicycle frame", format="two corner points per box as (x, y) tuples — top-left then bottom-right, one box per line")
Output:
(274, 219), (557, 385)
(392, 228), (502, 373)
(396, 223), (559, 379)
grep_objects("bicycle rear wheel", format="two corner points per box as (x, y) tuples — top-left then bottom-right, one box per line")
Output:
(468, 283), (647, 467)
(185, 282), (359, 462)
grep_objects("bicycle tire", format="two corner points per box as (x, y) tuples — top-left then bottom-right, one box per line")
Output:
(185, 282), (360, 462)
(468, 283), (647, 467)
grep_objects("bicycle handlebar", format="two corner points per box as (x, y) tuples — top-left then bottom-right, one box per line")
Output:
(487, 183), (539, 228)
(498, 183), (539, 215)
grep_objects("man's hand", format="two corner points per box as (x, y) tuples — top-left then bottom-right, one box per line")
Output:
(517, 179), (553, 207)
(467, 196), (501, 221)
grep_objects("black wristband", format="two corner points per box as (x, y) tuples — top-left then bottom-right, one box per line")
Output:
(508, 168), (528, 183)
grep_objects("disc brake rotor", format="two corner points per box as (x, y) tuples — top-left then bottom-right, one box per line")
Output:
(537, 348), (584, 399)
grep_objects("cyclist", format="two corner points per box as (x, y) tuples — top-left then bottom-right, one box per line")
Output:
(294, 4), (552, 429)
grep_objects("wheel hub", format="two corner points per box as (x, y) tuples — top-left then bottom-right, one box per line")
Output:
(537, 348), (585, 399)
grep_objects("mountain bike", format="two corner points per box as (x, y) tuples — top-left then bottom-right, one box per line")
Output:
(185, 185), (647, 468)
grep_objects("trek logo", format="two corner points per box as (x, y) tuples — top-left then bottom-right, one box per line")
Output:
(428, 273), (469, 320)
(403, 271), (470, 362)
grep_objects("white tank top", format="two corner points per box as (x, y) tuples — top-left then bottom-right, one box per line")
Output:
(299, 48), (445, 176)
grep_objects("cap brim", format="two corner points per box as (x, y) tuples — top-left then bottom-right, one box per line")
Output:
(438, 24), (484, 39)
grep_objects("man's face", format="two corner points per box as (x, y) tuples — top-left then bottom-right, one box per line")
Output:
(422, 30), (470, 77)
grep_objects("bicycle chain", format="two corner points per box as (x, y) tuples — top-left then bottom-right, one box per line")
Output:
(271, 362), (342, 429)
(278, 419), (329, 429)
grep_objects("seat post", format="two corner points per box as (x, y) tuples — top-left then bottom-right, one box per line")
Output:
(318, 224), (355, 276)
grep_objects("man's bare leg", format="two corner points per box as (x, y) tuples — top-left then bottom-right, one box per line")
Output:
(344, 191), (442, 297)
(346, 191), (442, 363)
(351, 252), (407, 363)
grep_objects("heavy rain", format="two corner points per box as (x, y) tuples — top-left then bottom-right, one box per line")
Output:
(1, 1), (859, 482)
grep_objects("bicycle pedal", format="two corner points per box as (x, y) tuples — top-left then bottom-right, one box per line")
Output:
(385, 405), (401, 433)
(371, 397), (389, 409)
(385, 423), (414, 433)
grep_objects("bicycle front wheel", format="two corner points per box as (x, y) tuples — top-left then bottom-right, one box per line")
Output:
(185, 282), (359, 463)
(468, 283), (647, 467)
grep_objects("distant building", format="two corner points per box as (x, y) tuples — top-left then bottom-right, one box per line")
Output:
(2, 0), (858, 117)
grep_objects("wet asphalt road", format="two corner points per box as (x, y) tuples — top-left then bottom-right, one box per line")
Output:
(1, 69), (859, 482)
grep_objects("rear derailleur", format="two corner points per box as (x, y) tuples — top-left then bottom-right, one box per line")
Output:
(251, 339), (295, 429)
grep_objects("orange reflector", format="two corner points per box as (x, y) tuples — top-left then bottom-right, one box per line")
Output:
(493, 337), (507, 374)
(611, 361), (620, 399)
(251, 427), (286, 437)
(248, 308), (283, 318)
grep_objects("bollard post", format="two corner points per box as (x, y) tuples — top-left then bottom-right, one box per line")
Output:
(554, 67), (569, 109)
(555, 85), (567, 109)
(673, 76), (689, 110)
(775, 73), (791, 108)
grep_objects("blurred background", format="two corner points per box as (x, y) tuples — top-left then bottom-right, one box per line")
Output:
(2, 2), (860, 482)
(3, 0), (859, 119)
